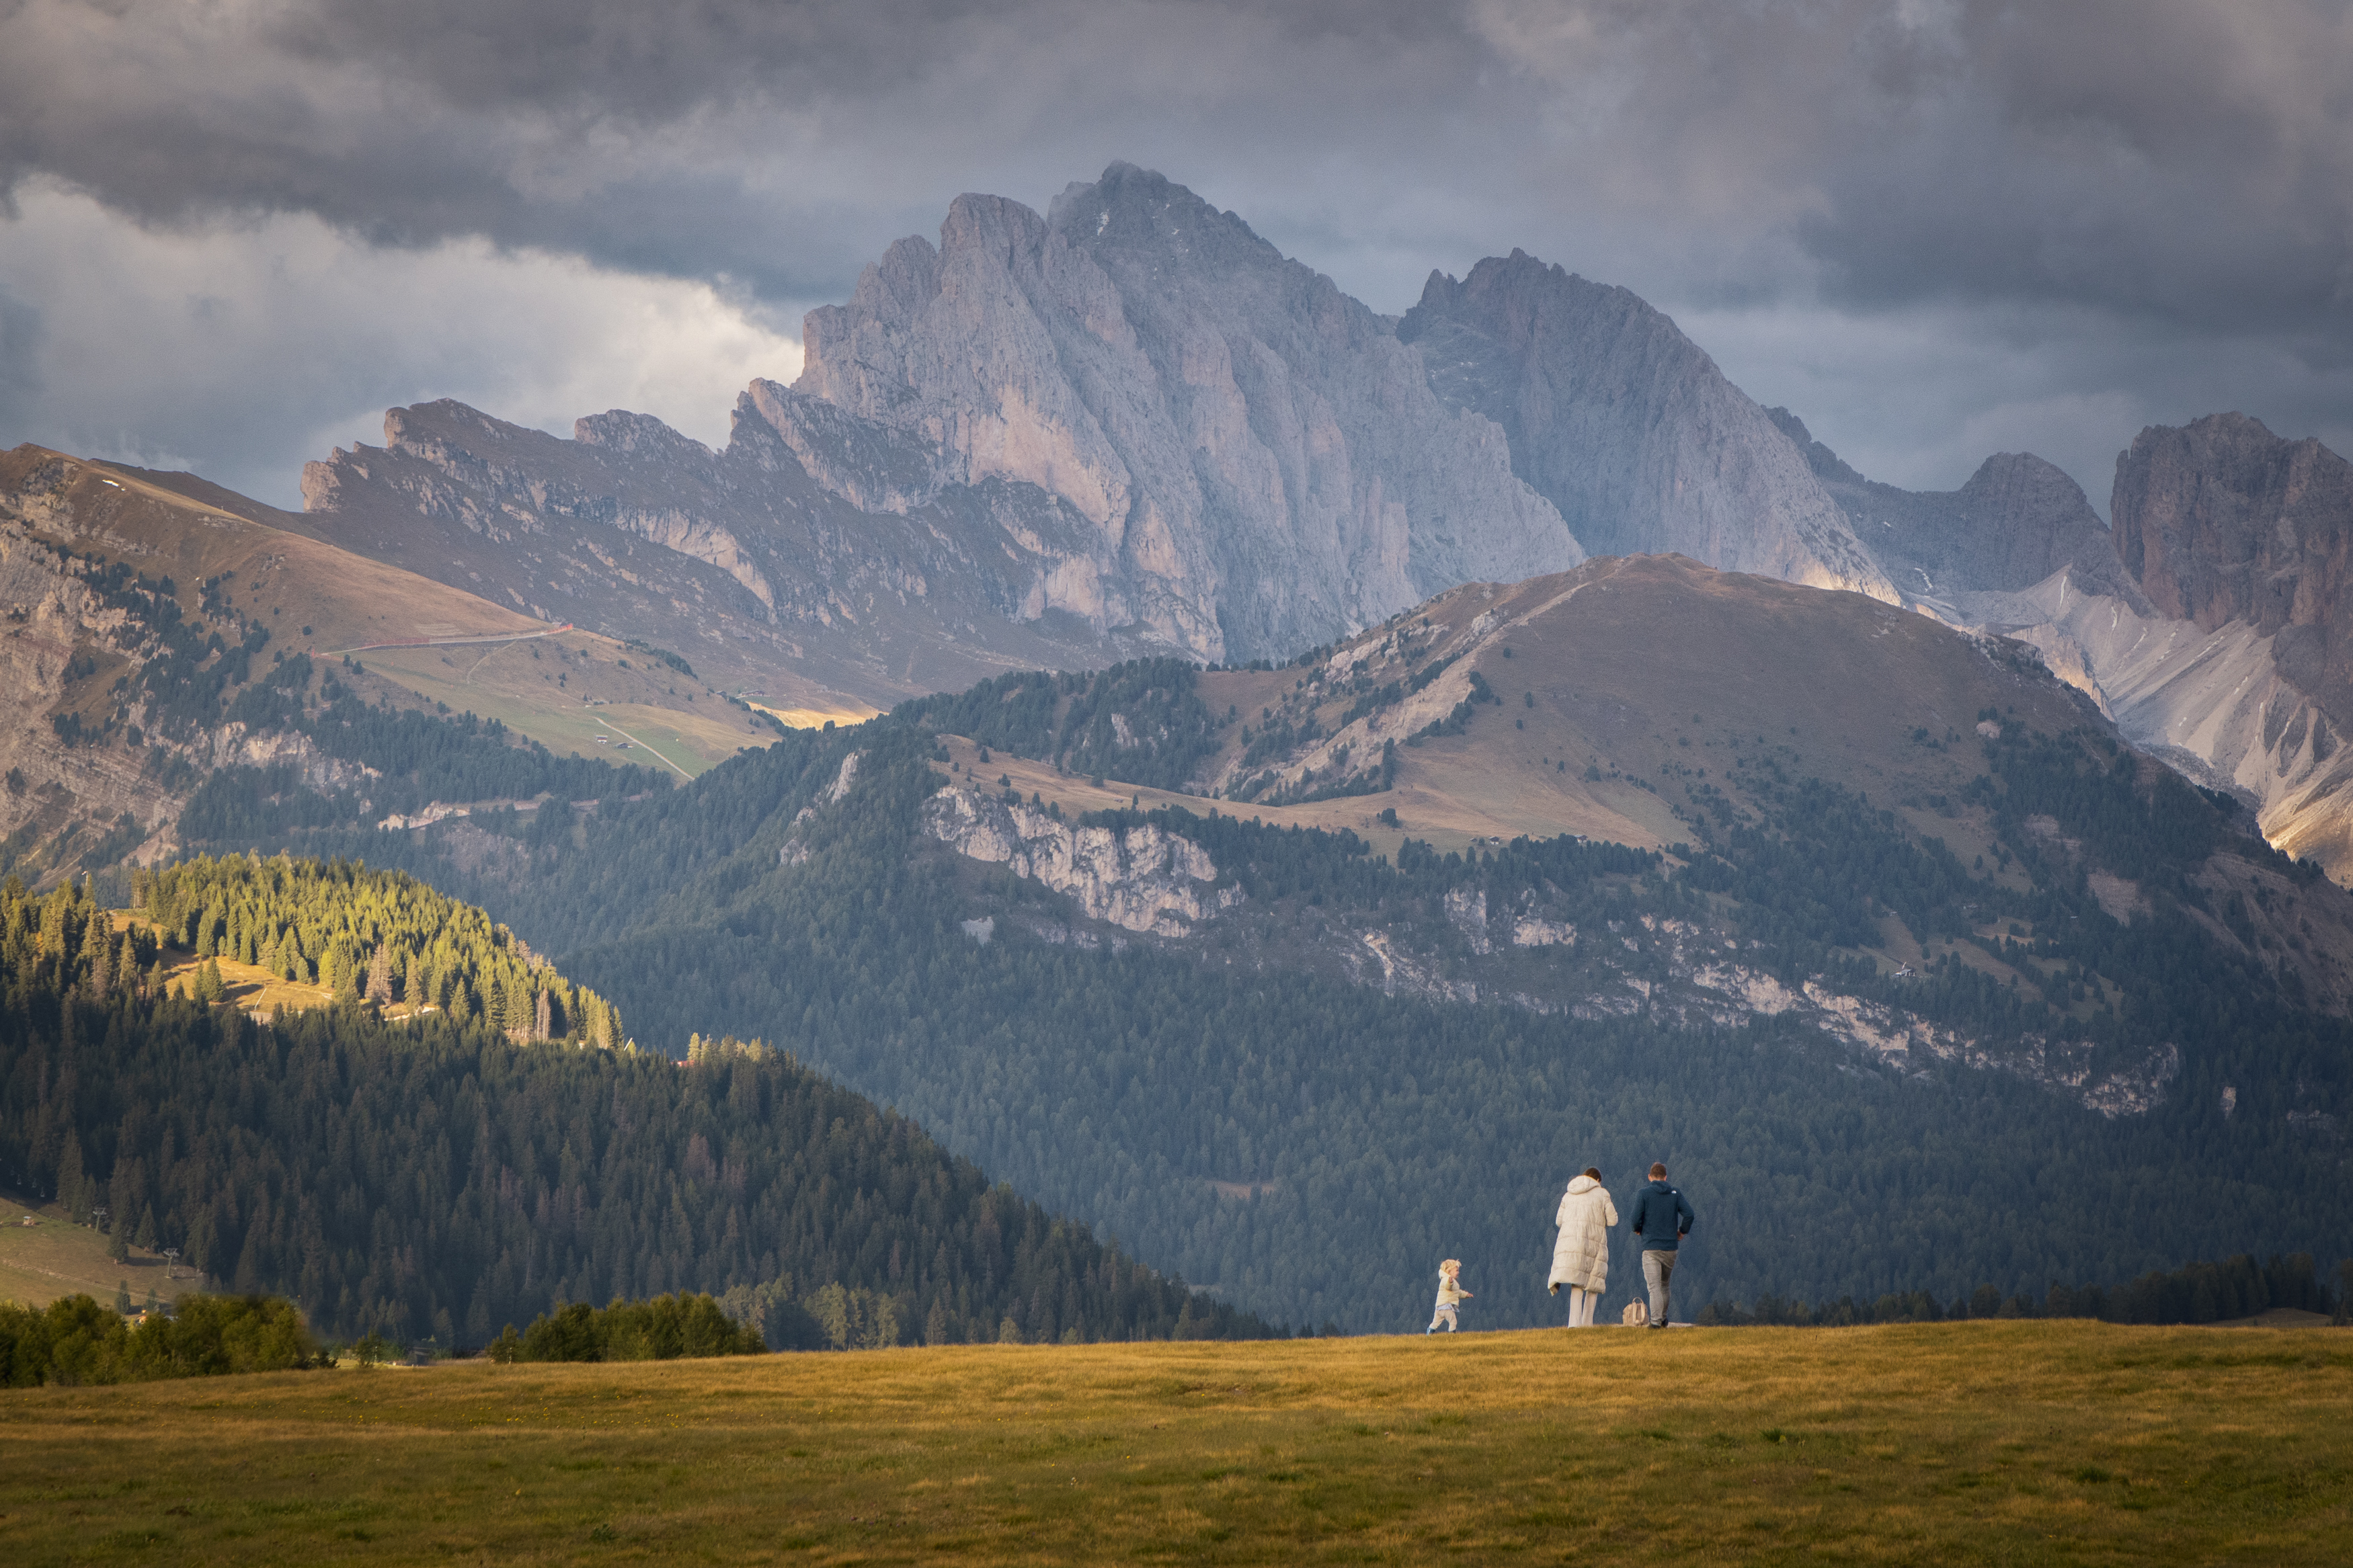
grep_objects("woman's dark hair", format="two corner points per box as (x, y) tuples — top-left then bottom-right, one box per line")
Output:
(1583, 1167), (1602, 1180)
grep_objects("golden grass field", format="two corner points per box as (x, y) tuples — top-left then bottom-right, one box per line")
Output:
(1, 1322), (2345, 1565)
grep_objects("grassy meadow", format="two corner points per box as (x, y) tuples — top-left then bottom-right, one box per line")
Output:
(1, 1321), (2346, 1565)
(0, 1189), (198, 1314)
(354, 632), (774, 779)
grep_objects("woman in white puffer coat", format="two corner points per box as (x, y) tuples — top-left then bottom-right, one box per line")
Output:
(1548, 1167), (1618, 1327)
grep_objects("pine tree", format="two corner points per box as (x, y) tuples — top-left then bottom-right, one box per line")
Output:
(135, 1206), (156, 1250)
(87, 923), (114, 996)
(57, 1130), (86, 1219)
(504, 980), (535, 1040)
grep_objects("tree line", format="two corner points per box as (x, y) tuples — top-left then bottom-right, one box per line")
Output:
(0, 1293), (323, 1386)
(1697, 1251), (2346, 1327)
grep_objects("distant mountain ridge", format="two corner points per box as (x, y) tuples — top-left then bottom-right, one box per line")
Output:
(33, 159), (2353, 883)
(291, 164), (1931, 712)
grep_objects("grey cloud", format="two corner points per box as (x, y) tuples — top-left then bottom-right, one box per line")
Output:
(1470, 0), (2353, 333)
(0, 0), (2348, 509)
(0, 284), (40, 436)
(0, 1), (1490, 304)
(7, 1), (2344, 331)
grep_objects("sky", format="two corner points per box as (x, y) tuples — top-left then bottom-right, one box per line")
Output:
(3, 0), (2349, 513)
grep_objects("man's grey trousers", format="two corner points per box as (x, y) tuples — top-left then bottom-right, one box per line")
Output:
(1642, 1249), (1677, 1325)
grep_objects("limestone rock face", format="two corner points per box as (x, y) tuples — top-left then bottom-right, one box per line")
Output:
(1398, 253), (1896, 603)
(2114, 414), (2353, 719)
(798, 163), (1583, 662)
(297, 394), (1148, 711)
(919, 784), (1242, 937)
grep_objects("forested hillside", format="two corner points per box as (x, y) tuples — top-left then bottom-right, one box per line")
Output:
(140, 854), (622, 1044)
(0, 875), (1268, 1346)
(200, 708), (2347, 1332)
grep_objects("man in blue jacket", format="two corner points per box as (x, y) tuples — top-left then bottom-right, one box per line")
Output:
(1628, 1163), (1696, 1328)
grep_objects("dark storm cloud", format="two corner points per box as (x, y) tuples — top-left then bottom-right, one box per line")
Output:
(1467, 0), (2353, 335)
(0, 1), (1486, 303)
(1, 0), (2348, 502)
(6, 1), (2346, 327)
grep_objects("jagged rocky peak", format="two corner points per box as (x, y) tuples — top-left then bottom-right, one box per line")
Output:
(1764, 407), (2128, 602)
(573, 407), (714, 464)
(792, 161), (1582, 664)
(1397, 252), (1895, 603)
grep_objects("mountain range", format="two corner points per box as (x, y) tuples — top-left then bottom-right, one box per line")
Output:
(3, 161), (2350, 1331)
(272, 165), (2353, 878)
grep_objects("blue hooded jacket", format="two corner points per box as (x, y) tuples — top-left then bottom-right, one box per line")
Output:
(1629, 1180), (1695, 1251)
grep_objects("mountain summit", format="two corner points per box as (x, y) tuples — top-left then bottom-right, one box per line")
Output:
(795, 161), (1581, 661)
(289, 165), (1942, 707)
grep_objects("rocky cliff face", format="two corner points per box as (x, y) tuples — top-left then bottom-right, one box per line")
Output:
(298, 393), (1152, 710)
(920, 784), (1242, 936)
(2114, 414), (2353, 725)
(1398, 253), (1895, 602)
(799, 163), (1582, 662)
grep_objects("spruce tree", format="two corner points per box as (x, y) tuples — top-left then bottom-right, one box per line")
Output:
(56, 1130), (86, 1219)
(85, 921), (110, 995)
(504, 980), (535, 1040)
(364, 944), (393, 1006)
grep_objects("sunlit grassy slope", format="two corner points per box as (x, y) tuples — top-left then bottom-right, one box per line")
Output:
(0, 1188), (198, 1313)
(3, 1323), (2345, 1565)
(5, 447), (773, 782)
(354, 632), (774, 779)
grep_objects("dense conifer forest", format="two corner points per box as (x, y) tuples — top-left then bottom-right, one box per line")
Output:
(0, 876), (1269, 1346)
(157, 657), (2353, 1331)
